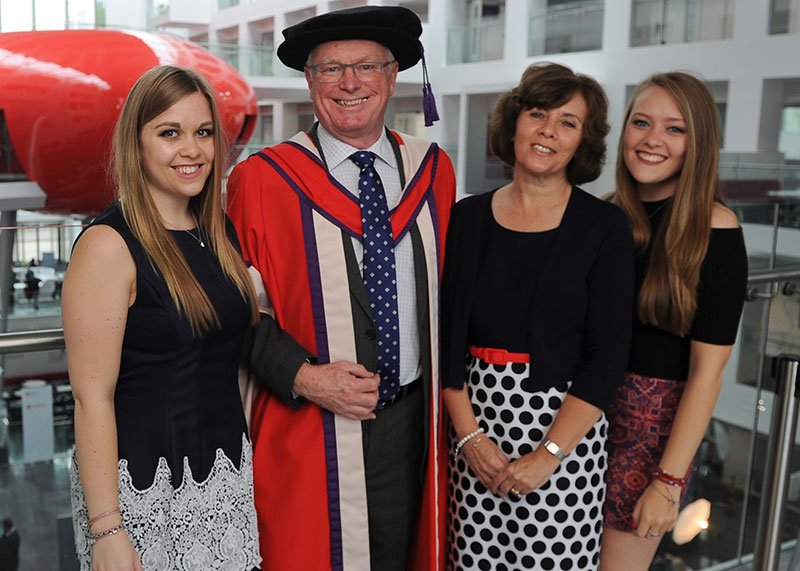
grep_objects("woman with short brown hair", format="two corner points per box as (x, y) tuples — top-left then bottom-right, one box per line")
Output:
(443, 62), (634, 570)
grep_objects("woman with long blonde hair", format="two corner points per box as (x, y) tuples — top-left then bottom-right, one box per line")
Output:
(599, 72), (747, 570)
(63, 65), (261, 570)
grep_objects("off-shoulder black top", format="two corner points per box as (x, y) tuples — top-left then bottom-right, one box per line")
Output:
(627, 198), (748, 381)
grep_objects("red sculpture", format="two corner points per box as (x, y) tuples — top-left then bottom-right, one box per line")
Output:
(0, 29), (257, 215)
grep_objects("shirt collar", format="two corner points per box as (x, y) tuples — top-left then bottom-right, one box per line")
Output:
(316, 123), (397, 171)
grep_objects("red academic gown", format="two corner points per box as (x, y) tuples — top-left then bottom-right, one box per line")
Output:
(227, 129), (455, 571)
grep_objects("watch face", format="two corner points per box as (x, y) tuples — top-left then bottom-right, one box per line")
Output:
(544, 440), (564, 459)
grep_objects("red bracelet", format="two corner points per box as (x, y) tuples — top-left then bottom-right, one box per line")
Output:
(652, 467), (688, 488)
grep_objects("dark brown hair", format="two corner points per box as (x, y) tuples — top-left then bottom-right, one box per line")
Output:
(610, 71), (724, 335)
(489, 62), (610, 184)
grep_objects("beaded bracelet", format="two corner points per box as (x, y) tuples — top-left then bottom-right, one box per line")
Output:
(653, 467), (688, 488)
(83, 506), (120, 529)
(455, 427), (484, 456)
(88, 522), (125, 546)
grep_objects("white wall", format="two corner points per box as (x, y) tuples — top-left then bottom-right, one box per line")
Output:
(105, 1), (147, 29)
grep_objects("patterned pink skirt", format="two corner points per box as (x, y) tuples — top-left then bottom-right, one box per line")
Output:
(603, 372), (690, 532)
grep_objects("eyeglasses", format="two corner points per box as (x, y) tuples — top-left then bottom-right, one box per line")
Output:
(306, 60), (396, 82)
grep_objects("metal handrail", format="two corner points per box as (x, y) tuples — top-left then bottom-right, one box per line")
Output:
(0, 329), (64, 355)
(747, 267), (800, 285)
(746, 267), (800, 302)
(754, 355), (800, 571)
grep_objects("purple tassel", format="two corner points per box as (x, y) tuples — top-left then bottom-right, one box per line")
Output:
(420, 42), (439, 126)
(422, 83), (439, 127)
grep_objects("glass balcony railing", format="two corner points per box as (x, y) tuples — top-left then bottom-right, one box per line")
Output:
(630, 0), (735, 47)
(447, 18), (505, 64)
(194, 42), (302, 78)
(528, 1), (604, 56)
(720, 160), (800, 232)
(229, 139), (273, 166)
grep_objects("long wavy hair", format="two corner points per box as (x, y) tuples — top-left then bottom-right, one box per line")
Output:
(113, 65), (257, 335)
(611, 72), (724, 336)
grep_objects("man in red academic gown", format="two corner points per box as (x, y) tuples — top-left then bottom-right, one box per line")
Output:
(227, 6), (455, 570)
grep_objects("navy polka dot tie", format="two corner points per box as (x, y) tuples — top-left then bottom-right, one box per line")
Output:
(350, 151), (400, 408)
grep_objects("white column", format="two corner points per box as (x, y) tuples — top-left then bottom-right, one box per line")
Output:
(527, 0), (547, 56)
(456, 91), (469, 199)
(724, 77), (763, 153)
(274, 10), (290, 76)
(273, 101), (286, 142)
(603, 0), (631, 53)
(104, 0), (146, 29)
(733, 0), (770, 42)
(464, 93), (490, 195)
(504, 0), (528, 63)
(239, 21), (252, 76)
(757, 79), (784, 154)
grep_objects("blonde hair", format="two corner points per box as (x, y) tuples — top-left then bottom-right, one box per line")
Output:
(113, 65), (257, 335)
(611, 72), (724, 336)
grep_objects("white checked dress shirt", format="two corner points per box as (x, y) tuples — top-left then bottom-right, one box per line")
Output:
(317, 124), (421, 386)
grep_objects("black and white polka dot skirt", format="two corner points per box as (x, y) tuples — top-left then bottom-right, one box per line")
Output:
(447, 354), (608, 571)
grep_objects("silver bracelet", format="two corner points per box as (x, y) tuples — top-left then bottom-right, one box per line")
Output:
(454, 427), (484, 456)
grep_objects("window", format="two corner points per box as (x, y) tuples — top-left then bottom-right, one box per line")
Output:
(770, 0), (800, 34)
(630, 0), (734, 47)
(447, 0), (505, 64)
(529, 0), (603, 56)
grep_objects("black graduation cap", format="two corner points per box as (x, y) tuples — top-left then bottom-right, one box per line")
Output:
(277, 5), (439, 126)
(277, 6), (421, 71)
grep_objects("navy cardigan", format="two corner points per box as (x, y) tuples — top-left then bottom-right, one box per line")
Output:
(441, 187), (635, 411)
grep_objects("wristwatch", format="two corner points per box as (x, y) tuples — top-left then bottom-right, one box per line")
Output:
(542, 438), (567, 461)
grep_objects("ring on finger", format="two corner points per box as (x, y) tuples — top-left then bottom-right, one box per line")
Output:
(510, 487), (521, 496)
(647, 529), (660, 538)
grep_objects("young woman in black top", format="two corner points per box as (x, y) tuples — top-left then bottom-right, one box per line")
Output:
(599, 72), (748, 570)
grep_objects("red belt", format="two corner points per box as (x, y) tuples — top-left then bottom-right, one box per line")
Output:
(469, 346), (530, 365)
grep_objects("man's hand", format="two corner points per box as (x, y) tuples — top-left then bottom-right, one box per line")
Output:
(293, 361), (380, 420)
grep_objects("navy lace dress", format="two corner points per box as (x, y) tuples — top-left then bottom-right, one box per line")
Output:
(69, 202), (260, 570)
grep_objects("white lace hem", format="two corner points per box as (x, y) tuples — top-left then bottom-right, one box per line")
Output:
(70, 434), (261, 571)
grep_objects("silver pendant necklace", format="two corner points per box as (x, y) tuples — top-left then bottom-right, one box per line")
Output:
(168, 214), (206, 247)
(183, 227), (205, 248)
